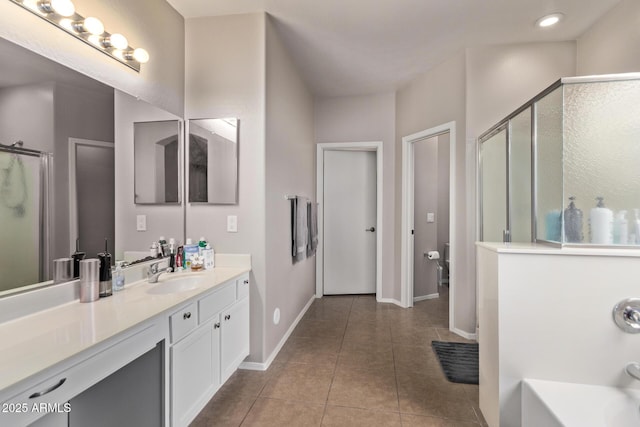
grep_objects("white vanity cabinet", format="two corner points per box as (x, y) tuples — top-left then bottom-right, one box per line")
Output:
(170, 273), (250, 427)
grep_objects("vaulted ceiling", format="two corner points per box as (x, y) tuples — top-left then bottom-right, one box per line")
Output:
(168, 0), (621, 97)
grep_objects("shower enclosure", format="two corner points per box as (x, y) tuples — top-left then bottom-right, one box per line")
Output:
(0, 142), (51, 294)
(478, 73), (640, 247)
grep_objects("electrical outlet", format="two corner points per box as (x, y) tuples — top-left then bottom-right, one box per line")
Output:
(136, 214), (147, 231)
(427, 212), (435, 223)
(227, 215), (238, 233)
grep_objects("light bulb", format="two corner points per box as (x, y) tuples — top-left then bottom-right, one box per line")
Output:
(23, 0), (41, 13)
(59, 18), (73, 31)
(536, 13), (564, 28)
(50, 0), (75, 17)
(83, 17), (104, 35)
(88, 35), (102, 46)
(112, 49), (125, 60)
(108, 33), (128, 50)
(133, 48), (149, 63)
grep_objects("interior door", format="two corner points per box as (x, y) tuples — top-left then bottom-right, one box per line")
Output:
(323, 150), (376, 295)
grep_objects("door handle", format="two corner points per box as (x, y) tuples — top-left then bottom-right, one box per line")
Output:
(365, 227), (375, 232)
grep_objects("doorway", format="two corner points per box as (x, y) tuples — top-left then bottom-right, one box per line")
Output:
(401, 122), (457, 330)
(316, 142), (383, 298)
(69, 138), (115, 259)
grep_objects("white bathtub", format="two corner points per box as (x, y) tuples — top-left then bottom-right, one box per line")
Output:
(522, 379), (640, 427)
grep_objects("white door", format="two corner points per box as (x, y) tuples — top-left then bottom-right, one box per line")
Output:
(323, 150), (376, 295)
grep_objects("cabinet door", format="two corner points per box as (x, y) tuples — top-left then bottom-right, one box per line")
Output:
(220, 297), (250, 383)
(171, 322), (214, 427)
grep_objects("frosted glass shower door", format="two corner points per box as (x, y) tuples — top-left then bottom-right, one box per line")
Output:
(0, 152), (42, 293)
(480, 129), (507, 242)
(509, 108), (532, 242)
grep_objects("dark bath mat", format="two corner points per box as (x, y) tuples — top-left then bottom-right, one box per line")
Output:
(431, 341), (479, 384)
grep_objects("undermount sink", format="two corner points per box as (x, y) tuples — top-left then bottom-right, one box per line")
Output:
(147, 275), (205, 295)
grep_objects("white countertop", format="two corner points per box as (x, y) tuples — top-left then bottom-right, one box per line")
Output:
(0, 265), (250, 393)
(476, 241), (640, 257)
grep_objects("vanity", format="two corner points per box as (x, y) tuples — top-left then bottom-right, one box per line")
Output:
(0, 257), (251, 427)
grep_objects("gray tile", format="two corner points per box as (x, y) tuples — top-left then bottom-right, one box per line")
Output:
(241, 398), (324, 427)
(322, 406), (401, 426)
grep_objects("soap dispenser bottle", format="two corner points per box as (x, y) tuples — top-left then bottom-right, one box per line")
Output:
(590, 197), (613, 244)
(98, 238), (113, 297)
(613, 210), (629, 245)
(71, 238), (86, 279)
(563, 196), (583, 243)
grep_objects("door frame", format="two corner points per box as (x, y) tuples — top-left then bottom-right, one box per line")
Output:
(401, 122), (456, 326)
(316, 142), (383, 299)
(68, 138), (114, 254)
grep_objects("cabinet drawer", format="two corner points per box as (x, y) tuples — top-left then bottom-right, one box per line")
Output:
(237, 276), (249, 300)
(1, 323), (158, 426)
(199, 282), (235, 324)
(170, 303), (198, 343)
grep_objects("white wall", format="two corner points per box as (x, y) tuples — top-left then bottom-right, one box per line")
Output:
(577, 0), (640, 76)
(185, 13), (267, 363)
(114, 90), (183, 260)
(477, 244), (640, 426)
(264, 15), (316, 359)
(0, 0), (184, 116)
(314, 92), (396, 299)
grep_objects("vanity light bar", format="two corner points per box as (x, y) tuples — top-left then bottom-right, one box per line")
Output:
(9, 0), (149, 72)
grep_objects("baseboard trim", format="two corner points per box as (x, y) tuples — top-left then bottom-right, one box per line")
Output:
(239, 294), (316, 371)
(413, 293), (439, 302)
(377, 297), (404, 307)
(451, 327), (477, 341)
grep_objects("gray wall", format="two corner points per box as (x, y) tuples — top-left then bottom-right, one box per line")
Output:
(314, 92), (396, 299)
(577, 0), (640, 75)
(185, 13), (267, 363)
(264, 15), (316, 358)
(413, 134), (450, 299)
(0, 0), (184, 117)
(114, 91), (183, 260)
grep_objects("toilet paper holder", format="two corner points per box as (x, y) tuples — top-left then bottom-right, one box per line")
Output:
(424, 251), (440, 260)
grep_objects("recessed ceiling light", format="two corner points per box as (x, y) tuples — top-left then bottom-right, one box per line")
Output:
(536, 13), (564, 28)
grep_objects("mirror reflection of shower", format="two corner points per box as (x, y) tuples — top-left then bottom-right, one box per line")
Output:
(0, 140), (52, 294)
(0, 141), (27, 218)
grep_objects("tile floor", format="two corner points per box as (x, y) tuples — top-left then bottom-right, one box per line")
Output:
(191, 287), (486, 426)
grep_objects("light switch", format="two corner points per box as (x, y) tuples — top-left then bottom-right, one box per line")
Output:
(136, 214), (147, 231)
(227, 215), (238, 233)
(427, 212), (435, 223)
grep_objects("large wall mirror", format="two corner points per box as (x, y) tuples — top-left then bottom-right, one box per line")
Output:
(134, 120), (182, 204)
(188, 118), (239, 205)
(0, 36), (184, 297)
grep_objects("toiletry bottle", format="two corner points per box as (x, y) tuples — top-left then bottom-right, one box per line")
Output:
(633, 209), (640, 245)
(545, 210), (562, 242)
(589, 197), (613, 244)
(168, 238), (176, 272)
(203, 244), (215, 270)
(112, 261), (125, 292)
(176, 246), (184, 269)
(613, 210), (628, 245)
(71, 238), (86, 279)
(198, 236), (207, 255)
(98, 238), (113, 297)
(159, 236), (168, 257)
(150, 241), (159, 258)
(563, 196), (583, 243)
(183, 238), (199, 270)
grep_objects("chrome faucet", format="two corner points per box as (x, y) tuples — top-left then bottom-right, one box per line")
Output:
(148, 261), (171, 283)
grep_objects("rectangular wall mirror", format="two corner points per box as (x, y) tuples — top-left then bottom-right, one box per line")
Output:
(188, 118), (239, 205)
(134, 120), (182, 204)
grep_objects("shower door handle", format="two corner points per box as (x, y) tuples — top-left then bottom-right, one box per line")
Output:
(365, 227), (375, 232)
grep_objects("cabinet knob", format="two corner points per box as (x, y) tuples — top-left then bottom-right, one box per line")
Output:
(225, 314), (231, 321)
(243, 280), (249, 284)
(214, 323), (221, 329)
(183, 312), (192, 320)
